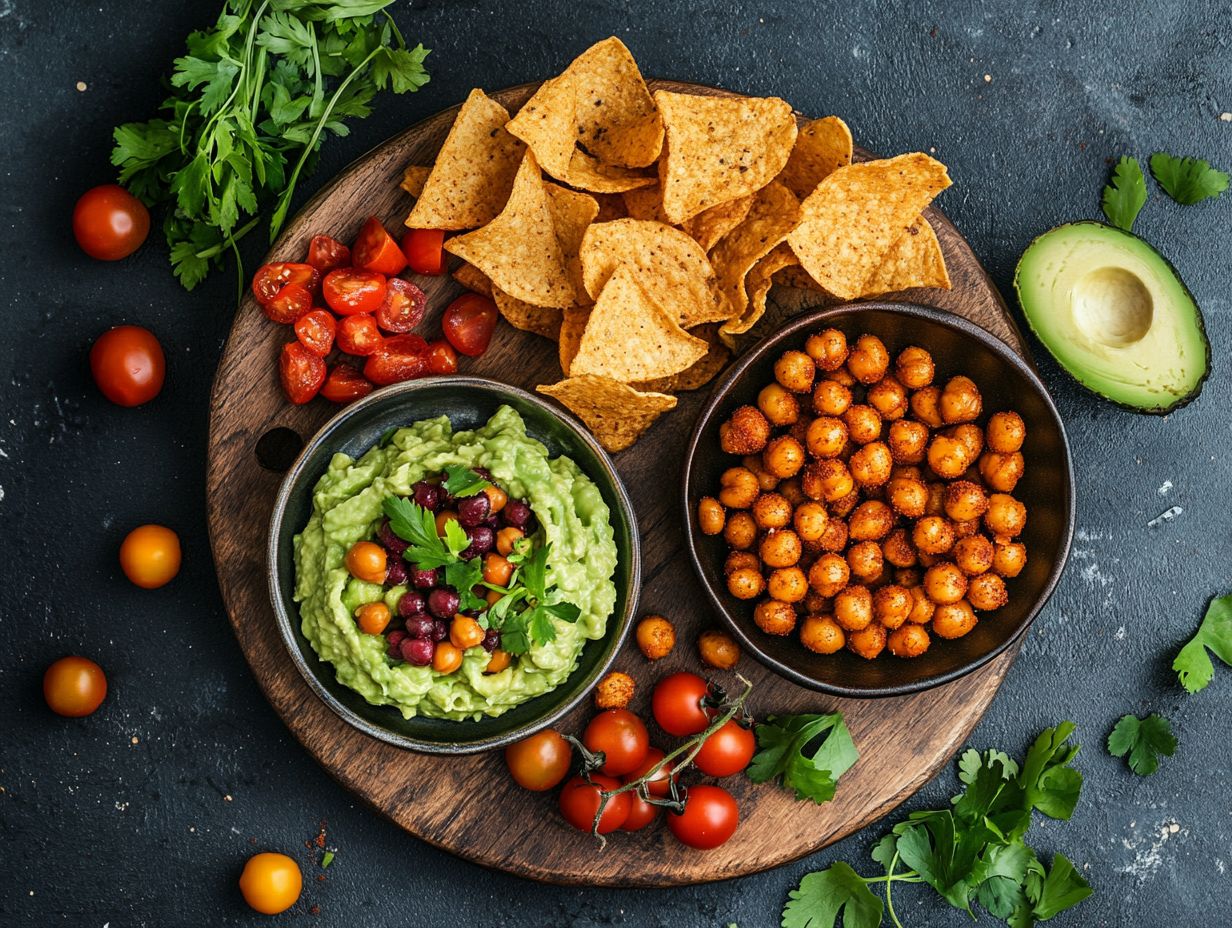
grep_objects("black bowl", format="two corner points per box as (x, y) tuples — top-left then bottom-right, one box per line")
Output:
(683, 303), (1074, 698)
(268, 377), (640, 752)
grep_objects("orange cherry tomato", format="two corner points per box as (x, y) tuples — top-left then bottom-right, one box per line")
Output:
(401, 228), (446, 275)
(239, 852), (302, 915)
(278, 342), (326, 405)
(485, 649), (511, 674)
(293, 309), (336, 356)
(119, 524), (181, 589)
(505, 729), (572, 791)
(252, 263), (319, 305)
(434, 510), (458, 536)
(43, 656), (107, 717)
(433, 641), (463, 673)
(73, 184), (149, 260)
(322, 268), (387, 315)
(345, 541), (386, 583)
(352, 216), (408, 276)
(319, 364), (374, 404)
(363, 334), (428, 386)
(424, 339), (459, 375)
(496, 527), (524, 556)
(90, 325), (165, 407)
(375, 277), (427, 333)
(482, 553), (513, 586)
(262, 282), (313, 324)
(482, 485), (508, 513)
(559, 774), (630, 834)
(306, 234), (351, 272)
(336, 314), (383, 356)
(356, 602), (392, 635)
(450, 614), (485, 649)
(442, 292), (498, 357)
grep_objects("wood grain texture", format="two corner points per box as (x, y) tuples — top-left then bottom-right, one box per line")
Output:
(206, 81), (1024, 887)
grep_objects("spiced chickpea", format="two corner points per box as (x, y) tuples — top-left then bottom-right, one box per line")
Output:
(874, 584), (912, 629)
(984, 493), (1027, 537)
(883, 528), (918, 568)
(932, 600), (977, 639)
(992, 541), (1027, 578)
(752, 492), (792, 530)
(924, 482), (946, 516)
(895, 346), (935, 389)
(595, 672), (635, 709)
(743, 455), (780, 491)
(909, 386), (944, 428)
(754, 599), (798, 636)
(846, 541), (884, 583)
(727, 567), (766, 600)
(718, 467), (760, 508)
(887, 420), (929, 464)
(768, 566), (809, 603)
(848, 500), (894, 541)
(723, 511), (757, 549)
(891, 464), (924, 481)
(830, 488), (860, 518)
(943, 480), (989, 522)
(916, 550), (941, 568)
(947, 424), (985, 462)
(849, 442), (893, 487)
(808, 553), (850, 597)
(906, 586), (935, 624)
(698, 629), (741, 669)
(720, 405), (771, 455)
(725, 550), (759, 574)
(868, 376), (909, 421)
(636, 615), (676, 660)
(825, 366), (857, 387)
(800, 614), (846, 654)
(952, 517), (980, 539)
(953, 534), (995, 575)
(779, 478), (805, 506)
(967, 573), (1009, 611)
(758, 383), (800, 427)
(926, 434), (971, 479)
(806, 416), (848, 458)
(986, 411), (1026, 454)
(886, 476), (928, 518)
(763, 435), (806, 479)
(913, 515), (956, 555)
(888, 623), (931, 658)
(847, 622), (887, 659)
(697, 497), (726, 535)
(812, 379), (853, 417)
(843, 404), (882, 444)
(923, 562), (969, 605)
(805, 328), (849, 371)
(803, 590), (829, 615)
(793, 501), (829, 543)
(979, 451), (1025, 493)
(939, 375), (983, 423)
(774, 350), (817, 393)
(846, 334), (890, 384)
(816, 518), (849, 552)
(803, 459), (854, 503)
(834, 585), (873, 631)
(896, 567), (923, 589)
(760, 529), (802, 568)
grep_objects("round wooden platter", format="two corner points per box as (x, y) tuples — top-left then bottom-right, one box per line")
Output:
(207, 80), (1027, 886)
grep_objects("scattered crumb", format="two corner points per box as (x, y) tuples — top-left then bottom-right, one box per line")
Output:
(1220, 112), (1232, 122)
(224, 794), (233, 802)
(76, 81), (88, 92)
(1114, 625), (1126, 641)
(130, 736), (139, 745)
(983, 73), (992, 83)
(1119, 819), (1187, 883)
(1157, 480), (1173, 496)
(1147, 506), (1183, 528)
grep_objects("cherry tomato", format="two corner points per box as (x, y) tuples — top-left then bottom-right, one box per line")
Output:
(559, 774), (630, 835)
(239, 852), (302, 915)
(668, 784), (739, 850)
(583, 708), (650, 777)
(322, 268), (387, 315)
(441, 292), (498, 357)
(119, 524), (181, 589)
(43, 656), (107, 717)
(401, 228), (446, 275)
(364, 334), (427, 386)
(293, 309), (336, 356)
(352, 216), (408, 276)
(336, 314), (383, 356)
(627, 747), (674, 798)
(89, 325), (165, 407)
(356, 602), (392, 635)
(279, 342), (326, 404)
(263, 282), (312, 324)
(72, 184), (149, 260)
(320, 364), (374, 404)
(652, 672), (713, 737)
(621, 790), (660, 831)
(375, 277), (427, 333)
(505, 729), (572, 791)
(345, 540), (387, 583)
(306, 234), (351, 272)
(424, 339), (459, 375)
(694, 720), (756, 778)
(252, 263), (320, 305)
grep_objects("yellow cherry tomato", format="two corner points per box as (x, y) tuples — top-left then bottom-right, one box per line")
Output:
(344, 541), (386, 583)
(433, 641), (463, 673)
(43, 655), (108, 717)
(119, 524), (181, 589)
(239, 852), (302, 915)
(355, 602), (391, 635)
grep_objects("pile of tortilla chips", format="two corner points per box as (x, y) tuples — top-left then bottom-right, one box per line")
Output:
(398, 37), (953, 452)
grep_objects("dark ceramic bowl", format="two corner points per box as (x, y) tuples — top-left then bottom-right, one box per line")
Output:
(683, 303), (1074, 698)
(269, 377), (640, 753)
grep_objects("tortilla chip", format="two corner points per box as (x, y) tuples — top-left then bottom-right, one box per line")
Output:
(634, 324), (731, 392)
(537, 376), (677, 453)
(593, 193), (629, 222)
(545, 183), (599, 297)
(452, 263), (493, 297)
(405, 89), (525, 230)
(493, 288), (564, 340)
(861, 217), (951, 295)
(654, 91), (798, 224)
(580, 219), (731, 327)
(710, 182), (800, 317)
(569, 265), (708, 382)
(684, 194), (754, 251)
(444, 153), (576, 308)
(786, 153), (951, 300)
(777, 116), (853, 200)
(720, 243), (798, 345)
(400, 165), (431, 197)
(773, 263), (825, 292)
(558, 306), (591, 376)
(622, 184), (670, 223)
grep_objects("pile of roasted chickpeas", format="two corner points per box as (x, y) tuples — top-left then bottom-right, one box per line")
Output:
(697, 329), (1029, 661)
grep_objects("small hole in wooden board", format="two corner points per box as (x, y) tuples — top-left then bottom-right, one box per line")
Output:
(255, 427), (304, 472)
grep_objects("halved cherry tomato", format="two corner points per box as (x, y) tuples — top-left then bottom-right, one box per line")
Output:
(694, 720), (756, 777)
(441, 293), (498, 357)
(352, 216), (408, 276)
(320, 364), (374, 404)
(306, 234), (351, 272)
(559, 774), (630, 835)
(252, 263), (319, 305)
(424, 339), (459, 375)
(263, 283), (312, 324)
(583, 708), (649, 777)
(322, 268), (387, 316)
(293, 309), (336, 356)
(401, 228), (446, 275)
(375, 277), (427, 333)
(278, 342), (326, 404)
(336, 314), (383, 356)
(364, 334), (427, 386)
(72, 185), (149, 261)
(668, 784), (739, 850)
(90, 325), (165, 407)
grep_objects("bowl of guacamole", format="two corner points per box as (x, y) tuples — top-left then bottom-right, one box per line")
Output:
(268, 377), (639, 754)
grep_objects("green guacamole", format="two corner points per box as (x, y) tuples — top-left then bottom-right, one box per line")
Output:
(293, 405), (618, 721)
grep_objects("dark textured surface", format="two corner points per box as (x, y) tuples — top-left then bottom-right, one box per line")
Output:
(1, 1), (1229, 925)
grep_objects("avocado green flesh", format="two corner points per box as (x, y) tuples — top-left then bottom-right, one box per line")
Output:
(1014, 221), (1209, 412)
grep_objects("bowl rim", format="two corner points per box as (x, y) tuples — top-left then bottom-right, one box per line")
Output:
(267, 375), (641, 753)
(681, 301), (1075, 698)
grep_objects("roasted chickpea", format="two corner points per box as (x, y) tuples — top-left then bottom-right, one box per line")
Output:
(808, 552), (850, 597)
(846, 334), (890, 384)
(793, 501), (829, 542)
(932, 600), (977, 639)
(953, 517), (980, 539)
(939, 375), (983, 424)
(992, 541), (1027, 578)
(774, 349), (817, 393)
(847, 622), (887, 659)
(805, 328), (849, 371)
(986, 411), (1026, 454)
(850, 442), (893, 487)
(924, 482), (946, 516)
(834, 585), (873, 631)
(697, 497), (726, 535)
(636, 615), (677, 659)
(803, 589), (829, 614)
(868, 376), (909, 421)
(751, 492), (792, 530)
(595, 671), (636, 709)
(887, 419), (929, 464)
(843, 404), (882, 445)
(984, 493), (1027, 537)
(916, 550), (941, 569)
(886, 476), (928, 518)
(848, 500), (894, 541)
(830, 488), (861, 518)
(763, 435), (806, 479)
(896, 567), (923, 588)
(812, 379), (853, 416)
(723, 511), (757, 549)
(727, 567), (766, 600)
(744, 454), (781, 491)
(979, 451), (1025, 493)
(718, 467), (760, 509)
(846, 541), (884, 584)
(953, 534), (995, 575)
(802, 459), (854, 503)
(895, 346), (935, 389)
(948, 424), (985, 463)
(800, 614), (846, 654)
(754, 599), (798, 635)
(873, 584), (912, 629)
(926, 434), (971, 479)
(882, 528), (917, 568)
(825, 366), (857, 387)
(913, 515), (956, 555)
(943, 480), (989, 522)
(806, 416), (848, 458)
(760, 529), (802, 568)
(906, 585), (935, 624)
(758, 383), (800, 426)
(923, 562), (969, 605)
(779, 477), (806, 506)
(720, 405), (771, 455)
(768, 566), (809, 603)
(888, 623), (931, 658)
(725, 550), (759, 574)
(815, 518), (849, 552)
(909, 386), (944, 428)
(698, 629), (741, 669)
(968, 573), (1009, 611)
(891, 464), (924, 480)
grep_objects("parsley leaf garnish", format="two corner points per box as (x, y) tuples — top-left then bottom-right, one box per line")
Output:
(782, 863), (883, 928)
(381, 496), (452, 569)
(746, 713), (858, 804)
(1101, 156), (1147, 231)
(1107, 713), (1176, 775)
(442, 464), (492, 498)
(1173, 592), (1232, 693)
(1149, 152), (1229, 205)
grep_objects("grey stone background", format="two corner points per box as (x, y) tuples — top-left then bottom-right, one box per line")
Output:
(1, 1), (1228, 925)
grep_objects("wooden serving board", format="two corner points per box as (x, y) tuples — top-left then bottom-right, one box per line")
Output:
(206, 81), (1026, 886)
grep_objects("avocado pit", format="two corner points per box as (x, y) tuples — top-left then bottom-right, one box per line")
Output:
(1071, 266), (1153, 348)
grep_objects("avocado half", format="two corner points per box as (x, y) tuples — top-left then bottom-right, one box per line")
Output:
(1014, 221), (1210, 413)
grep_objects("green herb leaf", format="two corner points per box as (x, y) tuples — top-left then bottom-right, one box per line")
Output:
(1107, 713), (1176, 776)
(1149, 152), (1229, 205)
(442, 518), (470, 557)
(1029, 853), (1092, 920)
(442, 464), (492, 498)
(1173, 592), (1232, 693)
(444, 557), (487, 612)
(747, 713), (858, 804)
(519, 543), (551, 601)
(1101, 156), (1147, 231)
(782, 863), (883, 928)
(382, 496), (451, 569)
(1019, 722), (1082, 821)
(321, 850), (335, 869)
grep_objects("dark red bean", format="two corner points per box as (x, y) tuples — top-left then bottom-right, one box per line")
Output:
(386, 558), (408, 586)
(503, 500), (531, 529)
(410, 567), (440, 589)
(397, 590), (426, 618)
(401, 637), (435, 666)
(403, 614), (435, 639)
(481, 628), (501, 653)
(431, 619), (448, 642)
(457, 494), (490, 528)
(377, 519), (409, 555)
(412, 481), (440, 511)
(386, 630), (407, 659)
(427, 587), (460, 618)
(461, 525), (494, 559)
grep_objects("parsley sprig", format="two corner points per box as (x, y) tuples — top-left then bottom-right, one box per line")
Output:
(1107, 713), (1176, 776)
(746, 712), (857, 804)
(1149, 152), (1229, 205)
(1101, 156), (1147, 231)
(442, 463), (492, 498)
(1172, 591), (1232, 693)
(491, 542), (582, 655)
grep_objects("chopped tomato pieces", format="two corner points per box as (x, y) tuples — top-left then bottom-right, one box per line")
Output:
(320, 364), (375, 404)
(336, 314), (383, 356)
(401, 228), (446, 276)
(279, 342), (326, 405)
(306, 234), (351, 272)
(352, 217), (408, 276)
(375, 277), (427, 333)
(294, 309), (336, 356)
(442, 293), (498, 357)
(322, 268), (387, 315)
(252, 263), (319, 305)
(263, 283), (313, 324)
(424, 339), (459, 375)
(364, 334), (428, 385)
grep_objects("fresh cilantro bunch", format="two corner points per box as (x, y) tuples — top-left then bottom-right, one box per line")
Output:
(111, 0), (430, 290)
(746, 713), (858, 804)
(782, 723), (1091, 928)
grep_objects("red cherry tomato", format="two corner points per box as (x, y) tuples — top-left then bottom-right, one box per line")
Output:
(363, 334), (427, 386)
(441, 293), (498, 357)
(322, 268), (387, 315)
(90, 325), (165, 407)
(72, 184), (149, 261)
(306, 234), (351, 272)
(505, 729), (573, 792)
(668, 785), (739, 850)
(424, 339), (459, 376)
(626, 747), (674, 798)
(652, 672), (713, 737)
(375, 277), (427, 333)
(320, 364), (375, 404)
(252, 263), (319, 305)
(352, 216), (408, 276)
(336, 314), (383, 356)
(294, 309), (336, 356)
(279, 342), (326, 404)
(559, 774), (630, 835)
(694, 720), (756, 778)
(401, 228), (446, 275)
(582, 708), (650, 777)
(263, 282), (312, 325)
(621, 790), (660, 832)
